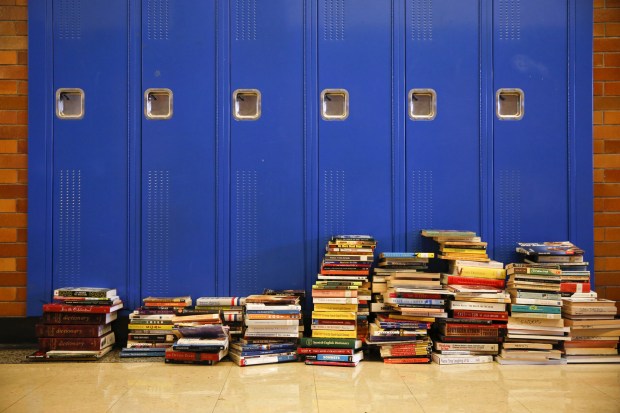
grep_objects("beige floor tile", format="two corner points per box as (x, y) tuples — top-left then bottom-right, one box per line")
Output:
(213, 397), (319, 413)
(317, 399), (425, 413)
(415, 396), (531, 413)
(108, 392), (219, 413)
(515, 394), (620, 413)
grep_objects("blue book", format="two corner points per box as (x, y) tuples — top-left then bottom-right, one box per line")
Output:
(510, 304), (562, 314)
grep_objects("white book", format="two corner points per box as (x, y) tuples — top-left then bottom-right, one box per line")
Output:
(431, 354), (493, 365)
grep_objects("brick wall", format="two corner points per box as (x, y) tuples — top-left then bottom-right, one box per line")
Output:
(594, 0), (620, 305)
(0, 1), (28, 317)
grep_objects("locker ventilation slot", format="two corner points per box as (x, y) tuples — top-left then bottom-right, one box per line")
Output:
(324, 0), (345, 41)
(497, 170), (521, 264)
(410, 0), (433, 41)
(146, 171), (170, 295)
(57, 169), (81, 286)
(147, 0), (169, 41)
(498, 0), (520, 41)
(323, 170), (346, 239)
(235, 0), (258, 41)
(58, 0), (82, 40)
(410, 170), (433, 251)
(234, 171), (258, 295)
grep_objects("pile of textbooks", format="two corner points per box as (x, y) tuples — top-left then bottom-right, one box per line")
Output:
(122, 296), (192, 358)
(298, 337), (364, 367)
(368, 252), (440, 364)
(29, 287), (122, 361)
(166, 324), (229, 365)
(194, 297), (246, 338)
(263, 289), (306, 340)
(422, 230), (508, 365)
(562, 294), (620, 363)
(229, 295), (300, 366)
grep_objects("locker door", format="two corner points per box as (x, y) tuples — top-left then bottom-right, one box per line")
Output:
(405, 0), (482, 251)
(52, 0), (129, 296)
(318, 0), (393, 249)
(229, 0), (306, 295)
(141, 1), (217, 297)
(493, 0), (568, 263)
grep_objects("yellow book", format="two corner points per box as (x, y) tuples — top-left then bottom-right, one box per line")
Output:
(456, 267), (506, 280)
(127, 324), (174, 330)
(441, 248), (487, 254)
(312, 329), (357, 339)
(313, 303), (358, 312)
(311, 311), (357, 320)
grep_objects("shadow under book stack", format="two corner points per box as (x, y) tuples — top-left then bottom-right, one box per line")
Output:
(230, 294), (301, 366)
(122, 296), (192, 358)
(367, 252), (439, 364)
(30, 287), (123, 361)
(421, 230), (508, 365)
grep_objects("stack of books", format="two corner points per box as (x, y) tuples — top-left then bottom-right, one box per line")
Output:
(299, 337), (364, 367)
(166, 324), (229, 365)
(420, 230), (488, 263)
(29, 287), (122, 361)
(122, 296), (192, 358)
(194, 297), (246, 338)
(230, 295), (300, 366)
(321, 235), (376, 340)
(367, 252), (440, 364)
(263, 289), (307, 340)
(562, 295), (620, 363)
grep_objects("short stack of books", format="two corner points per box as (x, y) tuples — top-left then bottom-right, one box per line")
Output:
(194, 297), (246, 339)
(562, 295), (620, 363)
(229, 295), (300, 366)
(166, 324), (229, 365)
(299, 337), (364, 367)
(263, 289), (306, 340)
(29, 287), (122, 361)
(368, 252), (441, 364)
(321, 235), (377, 340)
(122, 296), (192, 358)
(420, 230), (487, 262)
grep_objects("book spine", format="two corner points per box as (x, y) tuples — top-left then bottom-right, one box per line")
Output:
(432, 354), (493, 364)
(451, 310), (509, 321)
(444, 276), (505, 288)
(456, 267), (506, 279)
(311, 330), (357, 339)
(387, 298), (445, 306)
(244, 319), (299, 326)
(238, 354), (298, 366)
(165, 349), (221, 362)
(39, 333), (115, 351)
(35, 324), (110, 337)
(510, 305), (561, 314)
(383, 357), (430, 364)
(296, 347), (354, 355)
(560, 283), (591, 293)
(42, 304), (116, 314)
(42, 312), (112, 324)
(304, 360), (357, 367)
(316, 354), (357, 362)
(54, 289), (114, 298)
(312, 297), (358, 304)
(434, 342), (498, 352)
(311, 324), (356, 331)
(311, 290), (358, 298)
(128, 324), (174, 330)
(313, 304), (358, 312)
(450, 301), (506, 311)
(299, 337), (358, 348)
(196, 297), (244, 306)
(440, 326), (503, 337)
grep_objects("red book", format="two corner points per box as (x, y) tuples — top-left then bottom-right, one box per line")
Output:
(444, 276), (505, 288)
(311, 319), (356, 326)
(297, 347), (356, 355)
(164, 349), (225, 362)
(560, 282), (591, 293)
(42, 302), (123, 314)
(452, 310), (509, 321)
(304, 360), (358, 367)
(320, 269), (369, 276)
(383, 357), (430, 364)
(38, 331), (115, 351)
(388, 293), (442, 299)
(35, 324), (112, 338)
(42, 312), (118, 324)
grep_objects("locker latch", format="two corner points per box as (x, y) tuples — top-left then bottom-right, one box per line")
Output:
(321, 89), (349, 121)
(56, 88), (85, 120)
(496, 88), (524, 120)
(408, 89), (436, 121)
(233, 89), (261, 120)
(145, 88), (173, 120)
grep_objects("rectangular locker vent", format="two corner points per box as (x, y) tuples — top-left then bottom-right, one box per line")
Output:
(234, 0), (258, 41)
(58, 0), (82, 40)
(145, 170), (170, 294)
(234, 171), (258, 294)
(410, 170), (433, 250)
(147, 0), (169, 41)
(323, 170), (346, 237)
(497, 170), (522, 264)
(410, 0), (433, 41)
(498, 0), (521, 41)
(57, 169), (82, 285)
(324, 0), (345, 41)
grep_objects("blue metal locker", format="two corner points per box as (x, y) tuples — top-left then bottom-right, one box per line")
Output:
(141, 1), (217, 298)
(317, 0), (394, 250)
(405, 0), (482, 251)
(228, 0), (306, 295)
(492, 0), (569, 263)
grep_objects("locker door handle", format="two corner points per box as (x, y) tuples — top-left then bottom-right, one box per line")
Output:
(56, 88), (85, 120)
(496, 88), (524, 120)
(145, 88), (173, 120)
(408, 89), (436, 120)
(321, 89), (349, 120)
(233, 89), (261, 120)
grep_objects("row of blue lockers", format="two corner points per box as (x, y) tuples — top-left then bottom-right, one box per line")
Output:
(27, 0), (593, 315)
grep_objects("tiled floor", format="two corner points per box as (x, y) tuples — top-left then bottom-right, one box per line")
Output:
(1, 360), (620, 412)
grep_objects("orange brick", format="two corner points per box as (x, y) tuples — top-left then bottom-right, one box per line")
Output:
(595, 96), (620, 110)
(0, 287), (18, 301)
(15, 0), (27, 6)
(0, 258), (16, 272)
(13, 21), (26, 36)
(595, 213), (620, 226)
(0, 6), (27, 20)
(603, 198), (620, 211)
(595, 227), (606, 242)
(0, 302), (26, 317)
(16, 81), (27, 95)
(595, 242), (620, 257)
(594, 125), (620, 139)
(0, 272), (26, 287)
(606, 82), (620, 96)
(16, 228), (25, 242)
(605, 169), (620, 182)
(0, 80), (17, 95)
(594, 154), (620, 168)
(0, 22), (16, 36)
(605, 141), (620, 153)
(0, 228), (17, 242)
(0, 125), (27, 139)
(595, 183), (620, 197)
(15, 287), (25, 301)
(608, 23), (620, 37)
(0, 66), (26, 82)
(595, 68), (620, 81)
(0, 244), (27, 257)
(0, 213), (26, 227)
(0, 51), (18, 65)
(0, 141), (18, 154)
(606, 0), (620, 8)
(0, 170), (18, 184)
(16, 51), (26, 65)
(594, 272), (620, 287)
(16, 169), (26, 183)
(605, 286), (620, 301)
(607, 228), (620, 241)
(594, 140), (605, 154)
(594, 0), (604, 7)
(17, 140), (26, 154)
(594, 111), (604, 124)
(595, 168), (605, 182)
(0, 154), (27, 169)
(605, 54), (620, 68)
(0, 200), (16, 212)
(594, 38), (620, 52)
(604, 111), (620, 124)
(595, 82), (604, 96)
(594, 23), (606, 38)
(595, 8), (620, 23)
(15, 257), (25, 272)
(595, 197), (605, 212)
(0, 96), (27, 110)
(595, 257), (606, 272)
(16, 199), (27, 213)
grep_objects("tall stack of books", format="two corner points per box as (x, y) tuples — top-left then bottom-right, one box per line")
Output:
(321, 235), (376, 340)
(194, 297), (246, 339)
(422, 230), (509, 365)
(229, 295), (300, 366)
(166, 324), (229, 365)
(122, 296), (192, 358)
(562, 294), (620, 363)
(29, 287), (122, 361)
(367, 252), (441, 364)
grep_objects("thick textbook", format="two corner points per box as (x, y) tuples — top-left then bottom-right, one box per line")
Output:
(53, 287), (117, 298)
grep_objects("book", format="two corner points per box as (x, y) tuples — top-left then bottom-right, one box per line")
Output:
(41, 312), (118, 325)
(304, 359), (359, 367)
(441, 275), (505, 288)
(300, 337), (362, 349)
(451, 310), (509, 321)
(28, 346), (113, 361)
(516, 241), (584, 256)
(53, 287), (117, 299)
(38, 332), (116, 352)
(165, 348), (227, 362)
(229, 351), (298, 366)
(195, 297), (245, 306)
(42, 303), (123, 314)
(383, 357), (431, 364)
(431, 353), (493, 364)
(35, 324), (112, 338)
(450, 301), (506, 312)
